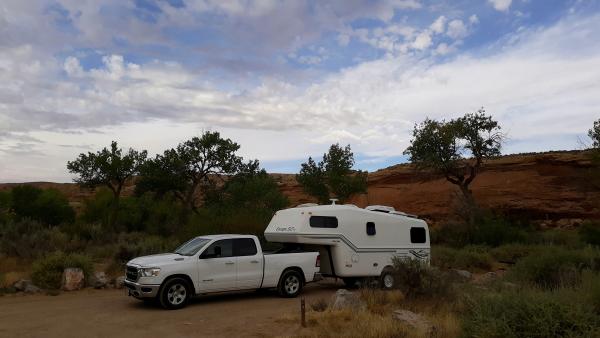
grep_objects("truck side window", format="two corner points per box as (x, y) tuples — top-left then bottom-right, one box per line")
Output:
(234, 238), (258, 256)
(201, 239), (233, 258)
(310, 216), (338, 228)
(410, 227), (426, 243)
(366, 222), (376, 236)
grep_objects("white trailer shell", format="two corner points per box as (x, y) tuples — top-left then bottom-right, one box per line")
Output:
(264, 204), (430, 279)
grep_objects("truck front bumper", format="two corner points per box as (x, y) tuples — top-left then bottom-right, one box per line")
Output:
(124, 280), (160, 299)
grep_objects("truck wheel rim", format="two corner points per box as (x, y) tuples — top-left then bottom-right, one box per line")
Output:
(167, 283), (186, 305)
(285, 275), (300, 294)
(383, 274), (394, 288)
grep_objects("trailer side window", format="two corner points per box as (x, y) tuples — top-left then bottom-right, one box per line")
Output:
(310, 216), (338, 228)
(410, 227), (426, 243)
(366, 222), (376, 236)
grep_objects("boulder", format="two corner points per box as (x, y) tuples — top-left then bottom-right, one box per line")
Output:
(91, 272), (108, 289)
(13, 279), (41, 293)
(62, 268), (85, 291)
(393, 309), (435, 334)
(115, 276), (126, 289)
(330, 289), (366, 311)
(450, 269), (472, 281)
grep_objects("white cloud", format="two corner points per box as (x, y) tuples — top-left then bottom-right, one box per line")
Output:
(430, 16), (446, 34)
(488, 0), (512, 12)
(337, 33), (351, 46)
(412, 31), (432, 50)
(446, 19), (468, 39)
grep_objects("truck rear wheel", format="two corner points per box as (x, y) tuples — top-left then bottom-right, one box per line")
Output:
(278, 270), (303, 298)
(159, 277), (191, 310)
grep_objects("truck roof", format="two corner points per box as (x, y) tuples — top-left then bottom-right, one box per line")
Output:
(194, 234), (256, 240)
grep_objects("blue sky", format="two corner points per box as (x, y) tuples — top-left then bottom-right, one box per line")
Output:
(0, 0), (599, 182)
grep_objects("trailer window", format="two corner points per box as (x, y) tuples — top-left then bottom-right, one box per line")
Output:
(366, 222), (376, 236)
(234, 238), (258, 256)
(410, 227), (426, 243)
(310, 216), (338, 228)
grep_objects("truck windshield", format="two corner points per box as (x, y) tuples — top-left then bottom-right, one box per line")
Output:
(174, 237), (211, 256)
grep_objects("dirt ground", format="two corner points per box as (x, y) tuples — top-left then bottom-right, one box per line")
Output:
(0, 280), (342, 338)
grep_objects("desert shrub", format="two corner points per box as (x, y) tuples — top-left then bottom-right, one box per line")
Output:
(113, 233), (179, 264)
(579, 221), (600, 247)
(8, 186), (75, 226)
(310, 298), (329, 312)
(432, 245), (493, 270)
(359, 288), (404, 315)
(431, 214), (528, 247)
(392, 257), (453, 299)
(510, 246), (600, 289)
(490, 243), (537, 264)
(462, 286), (600, 338)
(0, 219), (85, 259)
(31, 252), (93, 289)
(534, 229), (582, 248)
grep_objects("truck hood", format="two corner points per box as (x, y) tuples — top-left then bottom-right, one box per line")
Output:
(128, 253), (188, 267)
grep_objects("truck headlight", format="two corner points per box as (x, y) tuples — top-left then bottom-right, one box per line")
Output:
(139, 267), (161, 277)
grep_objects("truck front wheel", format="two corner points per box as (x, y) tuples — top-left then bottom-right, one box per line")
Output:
(278, 270), (303, 298)
(159, 277), (191, 310)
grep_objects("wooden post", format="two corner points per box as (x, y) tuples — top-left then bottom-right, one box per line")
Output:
(300, 297), (306, 327)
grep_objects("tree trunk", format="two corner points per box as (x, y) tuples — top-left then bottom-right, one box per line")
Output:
(109, 185), (122, 231)
(459, 183), (477, 225)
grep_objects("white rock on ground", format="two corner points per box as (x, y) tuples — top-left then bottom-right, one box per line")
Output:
(392, 309), (435, 334)
(13, 279), (41, 293)
(330, 289), (366, 311)
(91, 272), (108, 289)
(62, 268), (85, 291)
(115, 276), (126, 289)
(451, 269), (472, 281)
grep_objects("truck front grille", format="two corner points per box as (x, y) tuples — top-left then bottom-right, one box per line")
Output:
(126, 266), (139, 282)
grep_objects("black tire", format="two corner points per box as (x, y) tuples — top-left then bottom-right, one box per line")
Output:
(380, 270), (395, 290)
(342, 277), (359, 288)
(278, 270), (304, 298)
(159, 278), (191, 310)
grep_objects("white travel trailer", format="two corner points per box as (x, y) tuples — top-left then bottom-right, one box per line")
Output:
(264, 202), (430, 288)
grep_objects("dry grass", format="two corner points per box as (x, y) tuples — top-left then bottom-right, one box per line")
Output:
(279, 290), (461, 338)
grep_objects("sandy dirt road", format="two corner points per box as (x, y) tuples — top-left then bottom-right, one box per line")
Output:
(0, 280), (341, 338)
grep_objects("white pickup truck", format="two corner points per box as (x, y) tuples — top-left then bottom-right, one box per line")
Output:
(124, 234), (321, 309)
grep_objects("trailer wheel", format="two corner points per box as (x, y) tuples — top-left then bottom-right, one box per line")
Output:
(278, 270), (303, 298)
(380, 270), (395, 290)
(159, 277), (191, 310)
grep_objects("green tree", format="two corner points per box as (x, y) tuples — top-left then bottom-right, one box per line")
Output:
(589, 118), (600, 149)
(404, 109), (502, 204)
(9, 185), (75, 226)
(67, 141), (147, 229)
(136, 131), (243, 213)
(297, 144), (367, 204)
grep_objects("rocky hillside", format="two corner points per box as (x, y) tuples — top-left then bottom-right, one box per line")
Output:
(273, 150), (600, 227)
(2, 150), (599, 227)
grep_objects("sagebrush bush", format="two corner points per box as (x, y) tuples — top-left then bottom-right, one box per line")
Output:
(431, 213), (529, 247)
(534, 229), (582, 248)
(462, 285), (600, 337)
(509, 246), (600, 289)
(490, 243), (537, 264)
(579, 221), (600, 247)
(392, 257), (453, 299)
(31, 252), (93, 289)
(432, 245), (493, 270)
(0, 219), (85, 259)
(114, 233), (179, 264)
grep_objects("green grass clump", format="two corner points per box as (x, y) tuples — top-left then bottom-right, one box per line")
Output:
(31, 252), (93, 289)
(462, 283), (600, 338)
(432, 245), (493, 271)
(490, 243), (537, 264)
(579, 221), (600, 247)
(509, 246), (600, 289)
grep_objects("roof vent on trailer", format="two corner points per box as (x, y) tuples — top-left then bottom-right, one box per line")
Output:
(366, 205), (395, 213)
(329, 198), (339, 205)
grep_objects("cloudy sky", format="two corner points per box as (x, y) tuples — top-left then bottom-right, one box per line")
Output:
(1, 0), (599, 182)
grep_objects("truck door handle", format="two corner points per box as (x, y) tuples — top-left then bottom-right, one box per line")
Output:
(225, 261), (235, 265)
(250, 260), (259, 263)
